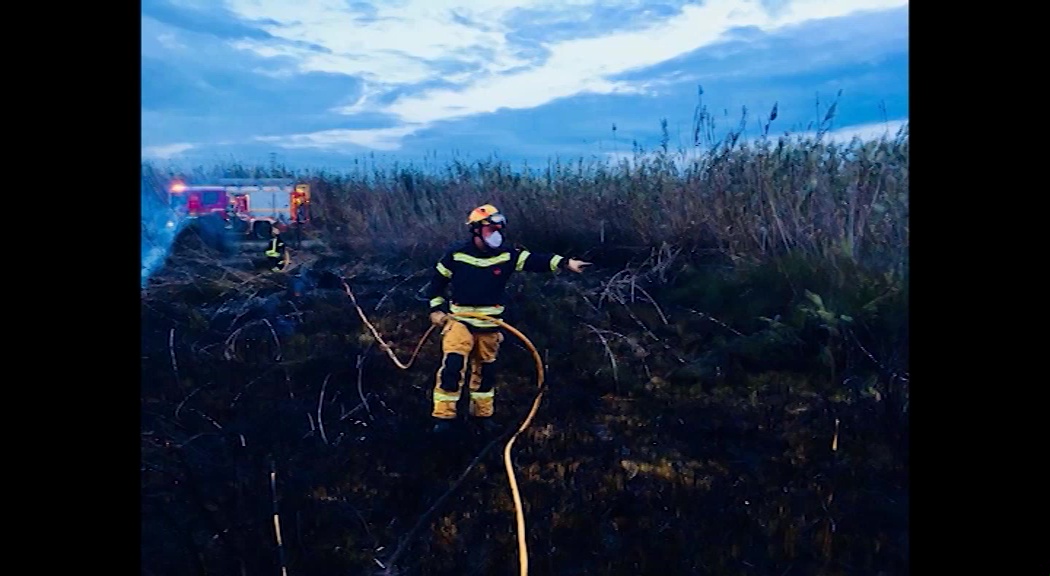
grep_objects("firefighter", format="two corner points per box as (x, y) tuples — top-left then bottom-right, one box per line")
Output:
(426, 204), (591, 433)
(265, 223), (290, 272)
(224, 198), (236, 229)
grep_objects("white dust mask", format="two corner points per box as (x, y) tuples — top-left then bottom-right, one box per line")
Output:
(484, 230), (503, 248)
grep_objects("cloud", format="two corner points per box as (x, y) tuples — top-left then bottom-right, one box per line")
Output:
(387, 0), (905, 124)
(142, 0), (907, 166)
(604, 117), (909, 166)
(819, 118), (908, 143)
(142, 0), (276, 42)
(396, 0), (906, 122)
(750, 117), (910, 148)
(609, 6), (907, 88)
(223, 0), (905, 153)
(254, 124), (426, 152)
(141, 11), (365, 150)
(143, 143), (196, 159)
(225, 0), (536, 85)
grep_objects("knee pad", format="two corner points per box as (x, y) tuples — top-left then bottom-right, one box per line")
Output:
(476, 361), (496, 392)
(439, 353), (466, 392)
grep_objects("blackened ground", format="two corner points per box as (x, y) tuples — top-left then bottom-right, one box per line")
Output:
(141, 244), (908, 576)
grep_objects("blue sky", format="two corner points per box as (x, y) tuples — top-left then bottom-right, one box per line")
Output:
(141, 0), (908, 171)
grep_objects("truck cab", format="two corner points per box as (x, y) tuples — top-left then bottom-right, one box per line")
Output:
(168, 182), (229, 219)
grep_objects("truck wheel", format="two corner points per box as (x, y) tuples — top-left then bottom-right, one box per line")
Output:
(253, 220), (272, 239)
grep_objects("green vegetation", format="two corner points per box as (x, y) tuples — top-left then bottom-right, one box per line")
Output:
(141, 120), (908, 575)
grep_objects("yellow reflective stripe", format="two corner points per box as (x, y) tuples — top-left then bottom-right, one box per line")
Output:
(434, 391), (460, 402)
(515, 250), (530, 271)
(459, 317), (499, 328)
(429, 296), (446, 308)
(469, 390), (494, 399)
(452, 252), (511, 267)
(550, 255), (564, 271)
(450, 303), (504, 328)
(436, 262), (452, 278)
(450, 304), (505, 315)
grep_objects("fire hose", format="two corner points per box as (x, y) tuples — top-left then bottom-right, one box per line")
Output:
(342, 281), (545, 576)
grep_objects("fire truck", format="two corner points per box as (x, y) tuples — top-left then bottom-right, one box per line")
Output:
(167, 178), (311, 239)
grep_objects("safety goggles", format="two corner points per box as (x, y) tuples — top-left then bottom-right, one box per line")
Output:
(483, 213), (507, 227)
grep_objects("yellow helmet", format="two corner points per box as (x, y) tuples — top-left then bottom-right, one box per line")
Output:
(465, 204), (506, 229)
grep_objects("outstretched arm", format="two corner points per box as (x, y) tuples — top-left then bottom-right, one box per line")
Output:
(513, 248), (591, 274)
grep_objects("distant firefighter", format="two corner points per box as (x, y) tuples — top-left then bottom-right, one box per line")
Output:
(265, 224), (291, 272)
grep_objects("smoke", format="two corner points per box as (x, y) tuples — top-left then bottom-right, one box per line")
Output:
(141, 167), (186, 287)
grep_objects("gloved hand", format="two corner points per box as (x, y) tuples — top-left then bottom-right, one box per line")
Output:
(566, 258), (592, 273)
(430, 311), (449, 327)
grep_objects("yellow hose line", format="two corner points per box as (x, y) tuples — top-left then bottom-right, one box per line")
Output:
(454, 312), (544, 576)
(343, 281), (436, 369)
(342, 282), (544, 576)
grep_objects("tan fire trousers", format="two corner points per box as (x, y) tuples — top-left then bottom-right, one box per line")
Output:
(432, 320), (504, 419)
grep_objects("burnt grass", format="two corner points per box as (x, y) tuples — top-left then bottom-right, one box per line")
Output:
(141, 229), (908, 576)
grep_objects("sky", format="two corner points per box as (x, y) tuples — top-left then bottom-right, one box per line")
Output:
(141, 0), (909, 172)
